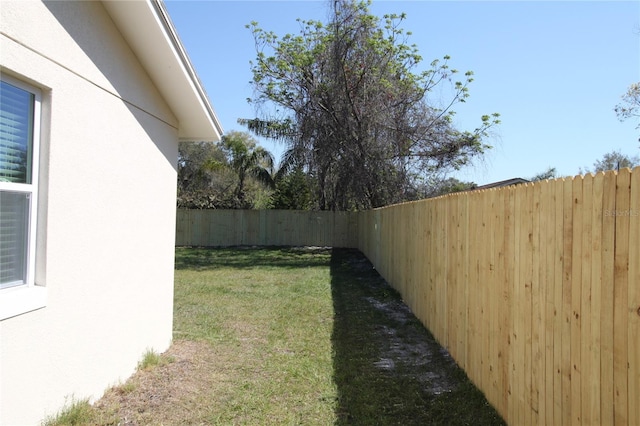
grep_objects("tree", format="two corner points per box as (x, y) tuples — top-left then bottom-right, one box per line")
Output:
(419, 176), (477, 198)
(177, 141), (222, 192)
(176, 133), (277, 209)
(177, 141), (237, 209)
(244, 0), (499, 210)
(271, 166), (313, 209)
(220, 131), (275, 206)
(582, 150), (639, 174)
(614, 82), (640, 142)
(530, 166), (558, 182)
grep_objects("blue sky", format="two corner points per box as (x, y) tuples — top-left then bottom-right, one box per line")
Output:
(165, 0), (639, 185)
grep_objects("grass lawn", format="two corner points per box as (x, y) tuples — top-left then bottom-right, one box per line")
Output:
(48, 247), (504, 425)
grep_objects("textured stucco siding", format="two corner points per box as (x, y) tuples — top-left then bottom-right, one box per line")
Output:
(1, 2), (178, 424)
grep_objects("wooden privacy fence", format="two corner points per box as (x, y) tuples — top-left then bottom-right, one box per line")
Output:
(357, 167), (639, 426)
(175, 167), (639, 426)
(176, 209), (358, 247)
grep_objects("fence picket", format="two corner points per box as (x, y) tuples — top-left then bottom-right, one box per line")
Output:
(614, 169), (631, 425)
(581, 174), (594, 426)
(552, 178), (564, 426)
(589, 173), (604, 425)
(561, 177), (574, 426)
(601, 171), (617, 425)
(628, 168), (640, 426)
(512, 185), (525, 425)
(542, 179), (556, 426)
(571, 175), (584, 425)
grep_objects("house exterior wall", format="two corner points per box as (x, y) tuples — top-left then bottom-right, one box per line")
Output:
(1, 2), (180, 424)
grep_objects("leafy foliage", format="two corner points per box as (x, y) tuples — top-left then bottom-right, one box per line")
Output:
(529, 166), (558, 182)
(220, 131), (275, 204)
(615, 81), (640, 143)
(419, 177), (478, 198)
(177, 141), (237, 209)
(271, 166), (313, 209)
(245, 0), (499, 210)
(177, 132), (275, 209)
(582, 149), (639, 173)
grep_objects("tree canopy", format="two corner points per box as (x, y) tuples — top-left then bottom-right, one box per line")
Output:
(420, 176), (477, 198)
(615, 81), (640, 143)
(177, 141), (234, 209)
(583, 150), (639, 174)
(529, 167), (558, 182)
(243, 0), (499, 210)
(177, 132), (276, 209)
(270, 166), (313, 210)
(220, 131), (275, 204)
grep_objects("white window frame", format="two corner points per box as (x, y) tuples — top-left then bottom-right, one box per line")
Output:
(0, 73), (46, 320)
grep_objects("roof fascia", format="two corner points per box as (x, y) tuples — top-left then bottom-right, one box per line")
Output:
(102, 0), (223, 142)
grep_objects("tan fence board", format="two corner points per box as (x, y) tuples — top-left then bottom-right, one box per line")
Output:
(581, 174), (594, 426)
(512, 185), (525, 425)
(552, 178), (564, 426)
(561, 177), (574, 426)
(601, 171), (617, 426)
(628, 169), (640, 426)
(542, 179), (555, 426)
(614, 169), (631, 426)
(531, 182), (543, 425)
(590, 173), (604, 425)
(571, 175), (584, 425)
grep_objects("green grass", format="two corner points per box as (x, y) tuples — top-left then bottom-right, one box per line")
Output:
(41, 398), (94, 426)
(174, 246), (337, 424)
(137, 349), (174, 370)
(58, 246), (505, 425)
(171, 246), (505, 425)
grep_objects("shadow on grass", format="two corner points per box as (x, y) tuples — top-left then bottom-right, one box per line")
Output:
(175, 246), (332, 270)
(330, 248), (505, 426)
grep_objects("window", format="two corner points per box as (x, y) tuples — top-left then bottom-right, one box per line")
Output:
(0, 74), (45, 320)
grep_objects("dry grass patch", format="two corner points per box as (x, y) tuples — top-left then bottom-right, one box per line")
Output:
(92, 340), (222, 424)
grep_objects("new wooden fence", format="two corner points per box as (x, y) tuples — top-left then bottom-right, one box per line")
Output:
(357, 167), (639, 425)
(176, 209), (358, 247)
(175, 167), (639, 425)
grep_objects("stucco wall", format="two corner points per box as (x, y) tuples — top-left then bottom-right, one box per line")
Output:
(1, 2), (179, 424)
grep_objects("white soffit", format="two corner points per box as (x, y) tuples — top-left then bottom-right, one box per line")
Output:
(102, 0), (223, 142)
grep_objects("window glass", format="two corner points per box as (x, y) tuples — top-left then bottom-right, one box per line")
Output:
(0, 79), (37, 289)
(0, 80), (34, 184)
(0, 191), (29, 288)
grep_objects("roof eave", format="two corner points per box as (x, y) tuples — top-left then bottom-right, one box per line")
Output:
(102, 0), (223, 142)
